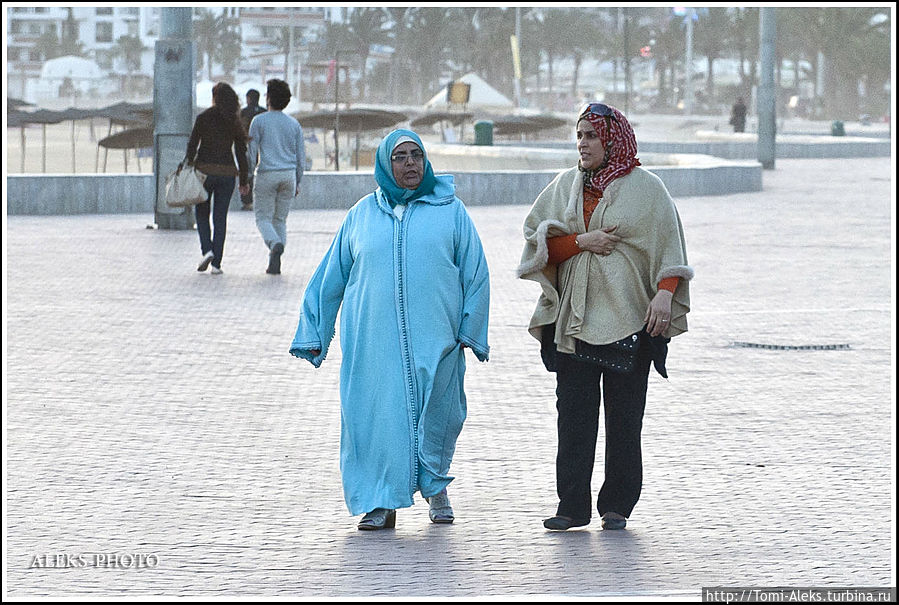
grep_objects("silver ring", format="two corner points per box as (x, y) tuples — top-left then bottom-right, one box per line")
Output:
(661, 319), (668, 322)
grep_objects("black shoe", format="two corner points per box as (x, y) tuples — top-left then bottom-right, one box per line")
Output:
(601, 512), (627, 530)
(543, 515), (590, 531)
(266, 243), (284, 275)
(358, 508), (396, 530)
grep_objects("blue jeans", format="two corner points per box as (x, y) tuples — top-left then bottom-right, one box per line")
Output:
(195, 174), (235, 269)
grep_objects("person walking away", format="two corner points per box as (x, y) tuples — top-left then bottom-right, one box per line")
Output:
(246, 79), (305, 275)
(186, 82), (248, 275)
(289, 129), (490, 530)
(239, 89), (267, 211)
(730, 97), (747, 133)
(517, 103), (692, 531)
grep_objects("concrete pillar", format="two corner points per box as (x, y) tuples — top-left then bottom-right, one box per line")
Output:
(758, 7), (777, 169)
(154, 7), (196, 230)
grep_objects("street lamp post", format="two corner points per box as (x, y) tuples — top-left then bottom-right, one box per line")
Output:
(334, 52), (341, 172)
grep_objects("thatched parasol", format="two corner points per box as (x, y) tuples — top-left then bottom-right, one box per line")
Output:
(492, 114), (568, 136)
(295, 108), (407, 170)
(98, 126), (153, 149)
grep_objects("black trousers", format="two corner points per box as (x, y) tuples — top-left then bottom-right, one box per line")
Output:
(554, 344), (651, 520)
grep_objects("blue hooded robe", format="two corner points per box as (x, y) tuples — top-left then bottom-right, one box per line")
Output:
(290, 130), (490, 516)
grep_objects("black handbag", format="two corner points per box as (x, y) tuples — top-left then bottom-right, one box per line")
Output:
(574, 332), (642, 374)
(542, 323), (643, 374)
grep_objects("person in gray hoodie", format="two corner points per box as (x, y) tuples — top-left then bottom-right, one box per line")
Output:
(245, 78), (305, 275)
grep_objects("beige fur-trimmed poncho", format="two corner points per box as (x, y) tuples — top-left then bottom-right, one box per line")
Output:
(517, 165), (692, 354)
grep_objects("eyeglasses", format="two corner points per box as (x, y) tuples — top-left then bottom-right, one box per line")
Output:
(579, 102), (615, 118)
(390, 150), (424, 163)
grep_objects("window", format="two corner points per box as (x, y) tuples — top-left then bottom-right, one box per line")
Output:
(96, 22), (113, 43)
(96, 8), (113, 16)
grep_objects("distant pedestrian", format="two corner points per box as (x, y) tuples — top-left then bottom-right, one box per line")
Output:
(518, 103), (693, 531)
(239, 89), (266, 211)
(289, 129), (490, 531)
(186, 82), (249, 275)
(246, 79), (304, 275)
(730, 97), (747, 133)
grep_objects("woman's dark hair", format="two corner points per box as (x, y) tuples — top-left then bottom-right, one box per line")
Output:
(212, 82), (247, 142)
(266, 79), (291, 111)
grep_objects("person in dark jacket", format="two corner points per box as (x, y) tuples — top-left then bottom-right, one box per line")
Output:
(239, 89), (266, 211)
(185, 82), (249, 274)
(730, 97), (747, 133)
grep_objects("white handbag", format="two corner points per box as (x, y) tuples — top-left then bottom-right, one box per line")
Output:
(165, 162), (208, 207)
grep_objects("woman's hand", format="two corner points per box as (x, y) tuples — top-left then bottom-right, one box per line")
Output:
(644, 290), (673, 337)
(310, 349), (321, 356)
(576, 226), (621, 256)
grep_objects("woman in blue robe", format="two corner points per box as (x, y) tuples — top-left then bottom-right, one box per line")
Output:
(289, 129), (490, 530)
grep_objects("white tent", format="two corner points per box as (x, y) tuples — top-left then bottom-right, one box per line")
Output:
(424, 73), (514, 109)
(37, 55), (109, 97)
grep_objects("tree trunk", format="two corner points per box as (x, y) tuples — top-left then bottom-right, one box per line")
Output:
(571, 56), (582, 98)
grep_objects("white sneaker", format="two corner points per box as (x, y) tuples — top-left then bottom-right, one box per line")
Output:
(210, 266), (223, 275)
(197, 251), (214, 272)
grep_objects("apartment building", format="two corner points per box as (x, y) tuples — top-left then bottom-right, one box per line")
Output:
(6, 6), (335, 104)
(6, 6), (160, 100)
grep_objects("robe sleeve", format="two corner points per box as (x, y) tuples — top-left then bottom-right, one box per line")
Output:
(454, 203), (490, 362)
(289, 214), (355, 367)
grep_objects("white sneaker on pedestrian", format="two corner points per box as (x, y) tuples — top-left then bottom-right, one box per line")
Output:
(197, 251), (214, 272)
(210, 266), (223, 275)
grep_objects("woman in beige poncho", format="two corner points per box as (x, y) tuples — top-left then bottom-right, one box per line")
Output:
(518, 103), (692, 531)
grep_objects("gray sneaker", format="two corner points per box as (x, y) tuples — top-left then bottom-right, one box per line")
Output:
(426, 489), (454, 524)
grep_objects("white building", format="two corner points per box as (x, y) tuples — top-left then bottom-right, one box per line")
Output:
(5, 6), (338, 104)
(6, 6), (160, 101)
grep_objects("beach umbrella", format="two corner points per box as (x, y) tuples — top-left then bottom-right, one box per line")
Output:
(8, 110), (30, 172)
(295, 108), (407, 170)
(98, 125), (153, 173)
(410, 110), (474, 143)
(8, 97), (35, 109)
(93, 102), (153, 172)
(15, 109), (67, 172)
(98, 126), (153, 149)
(492, 114), (568, 136)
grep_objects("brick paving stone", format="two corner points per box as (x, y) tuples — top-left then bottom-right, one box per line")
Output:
(3, 157), (893, 598)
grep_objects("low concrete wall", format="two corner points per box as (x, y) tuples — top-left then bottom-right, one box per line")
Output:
(6, 174), (157, 215)
(7, 149), (763, 215)
(640, 138), (891, 159)
(499, 135), (890, 159)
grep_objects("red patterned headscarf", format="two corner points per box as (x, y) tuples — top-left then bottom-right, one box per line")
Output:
(577, 103), (641, 197)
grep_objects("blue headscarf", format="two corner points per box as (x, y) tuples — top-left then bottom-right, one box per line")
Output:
(374, 129), (438, 207)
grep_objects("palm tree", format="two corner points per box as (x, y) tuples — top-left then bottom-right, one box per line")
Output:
(790, 7), (891, 118)
(345, 7), (388, 99)
(193, 9), (224, 81)
(34, 29), (62, 61)
(112, 34), (147, 96)
(59, 8), (84, 57)
(217, 29), (242, 83)
(693, 7), (731, 101)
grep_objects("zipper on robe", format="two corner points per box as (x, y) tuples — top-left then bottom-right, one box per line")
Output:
(393, 206), (420, 494)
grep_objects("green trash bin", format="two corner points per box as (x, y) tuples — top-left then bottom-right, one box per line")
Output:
(830, 120), (845, 136)
(474, 120), (494, 146)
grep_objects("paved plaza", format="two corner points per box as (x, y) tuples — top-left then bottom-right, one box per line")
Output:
(3, 157), (895, 598)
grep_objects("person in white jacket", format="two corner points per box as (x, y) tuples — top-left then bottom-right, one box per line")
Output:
(245, 78), (305, 275)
